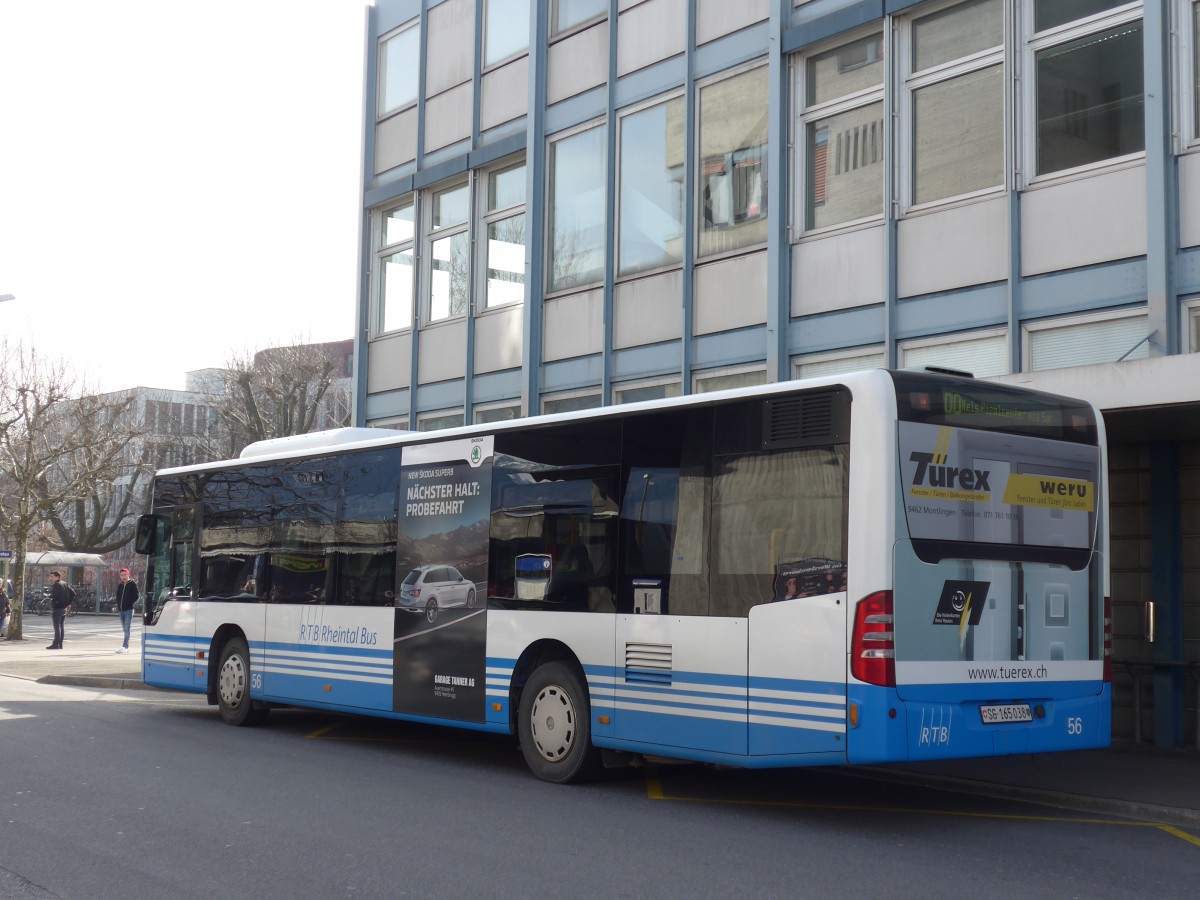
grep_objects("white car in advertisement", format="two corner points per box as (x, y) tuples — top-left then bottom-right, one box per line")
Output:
(397, 565), (477, 623)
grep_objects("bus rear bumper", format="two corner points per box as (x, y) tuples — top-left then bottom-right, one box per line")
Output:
(846, 682), (1112, 765)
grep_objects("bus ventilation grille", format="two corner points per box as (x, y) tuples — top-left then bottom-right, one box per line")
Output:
(625, 642), (672, 685)
(763, 392), (844, 449)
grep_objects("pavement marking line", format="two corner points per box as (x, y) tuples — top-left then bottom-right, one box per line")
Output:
(645, 774), (1200, 848)
(1156, 825), (1200, 848)
(307, 721), (347, 739)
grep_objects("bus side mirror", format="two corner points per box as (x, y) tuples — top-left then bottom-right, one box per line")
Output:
(134, 514), (164, 555)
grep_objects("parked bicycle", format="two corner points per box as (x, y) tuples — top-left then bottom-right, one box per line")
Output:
(71, 588), (97, 613)
(24, 591), (50, 616)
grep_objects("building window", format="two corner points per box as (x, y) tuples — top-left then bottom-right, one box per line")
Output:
(418, 410), (465, 432)
(793, 346), (887, 379)
(377, 197), (416, 333)
(618, 96), (686, 277)
(542, 390), (602, 414)
(370, 417), (410, 430)
(552, 0), (606, 37)
(548, 124), (607, 292)
(699, 65), (769, 257)
(899, 328), (1008, 377)
(475, 402), (522, 424)
(904, 0), (1004, 207)
(379, 23), (420, 117)
(1033, 1), (1129, 32)
(1024, 309), (1150, 372)
(613, 378), (682, 404)
(797, 32), (884, 233)
(1193, 1), (1200, 142)
(1028, 3), (1144, 178)
(693, 365), (767, 393)
(484, 0), (531, 67)
(481, 162), (527, 310)
(1185, 299), (1200, 353)
(426, 182), (470, 322)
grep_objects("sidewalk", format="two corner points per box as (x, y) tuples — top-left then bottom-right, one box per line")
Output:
(2, 627), (1197, 828)
(0, 618), (146, 690)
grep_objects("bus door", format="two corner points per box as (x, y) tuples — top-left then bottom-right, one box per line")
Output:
(614, 446), (750, 757)
(142, 505), (200, 692)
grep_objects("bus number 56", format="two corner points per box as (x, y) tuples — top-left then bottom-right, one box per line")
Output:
(1067, 717), (1083, 735)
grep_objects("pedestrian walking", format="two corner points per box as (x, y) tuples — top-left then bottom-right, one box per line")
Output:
(47, 571), (74, 649)
(114, 568), (139, 653)
(0, 584), (10, 639)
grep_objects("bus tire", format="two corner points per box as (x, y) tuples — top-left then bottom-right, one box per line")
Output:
(518, 661), (601, 783)
(217, 637), (269, 726)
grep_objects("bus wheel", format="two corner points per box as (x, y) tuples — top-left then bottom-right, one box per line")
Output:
(425, 597), (439, 624)
(518, 662), (601, 783)
(217, 637), (269, 726)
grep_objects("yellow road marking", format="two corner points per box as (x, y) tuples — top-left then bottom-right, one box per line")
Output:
(646, 775), (1200, 848)
(1156, 825), (1200, 848)
(306, 721), (346, 739)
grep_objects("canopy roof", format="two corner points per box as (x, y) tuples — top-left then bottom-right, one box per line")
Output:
(24, 551), (106, 568)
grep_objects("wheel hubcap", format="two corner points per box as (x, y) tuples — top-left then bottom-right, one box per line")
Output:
(530, 685), (575, 762)
(220, 654), (246, 708)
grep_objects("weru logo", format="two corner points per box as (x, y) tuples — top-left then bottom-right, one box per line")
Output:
(909, 427), (992, 492)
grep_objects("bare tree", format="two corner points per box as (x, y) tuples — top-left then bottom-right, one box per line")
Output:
(42, 426), (151, 555)
(0, 342), (136, 640)
(206, 340), (351, 456)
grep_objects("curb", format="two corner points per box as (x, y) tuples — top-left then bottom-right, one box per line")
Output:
(37, 675), (163, 692)
(846, 765), (1200, 829)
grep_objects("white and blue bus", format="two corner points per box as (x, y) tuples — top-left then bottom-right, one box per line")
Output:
(135, 368), (1111, 782)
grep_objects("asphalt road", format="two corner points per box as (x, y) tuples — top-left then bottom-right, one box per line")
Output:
(2, 674), (1197, 900)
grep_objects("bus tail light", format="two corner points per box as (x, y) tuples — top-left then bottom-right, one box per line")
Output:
(852, 591), (895, 687)
(1102, 595), (1112, 682)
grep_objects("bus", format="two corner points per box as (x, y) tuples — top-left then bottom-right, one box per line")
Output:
(134, 368), (1111, 783)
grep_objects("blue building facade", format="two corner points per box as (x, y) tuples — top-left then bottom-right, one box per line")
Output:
(355, 0), (1200, 747)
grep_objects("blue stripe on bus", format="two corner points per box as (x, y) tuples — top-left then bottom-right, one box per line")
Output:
(263, 672), (393, 710)
(147, 644), (1104, 764)
(265, 640), (393, 660)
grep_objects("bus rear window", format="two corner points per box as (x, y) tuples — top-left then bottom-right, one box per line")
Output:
(898, 421), (1100, 564)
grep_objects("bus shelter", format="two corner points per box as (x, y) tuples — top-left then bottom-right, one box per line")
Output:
(24, 551), (107, 615)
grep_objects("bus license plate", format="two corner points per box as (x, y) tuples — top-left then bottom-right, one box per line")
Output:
(980, 703), (1032, 725)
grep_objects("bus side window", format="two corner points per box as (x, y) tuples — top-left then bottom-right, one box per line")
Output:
(709, 446), (849, 616)
(489, 425), (621, 614)
(336, 449), (400, 606)
(619, 407), (713, 616)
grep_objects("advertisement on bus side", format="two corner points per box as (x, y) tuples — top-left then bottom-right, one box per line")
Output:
(393, 436), (493, 721)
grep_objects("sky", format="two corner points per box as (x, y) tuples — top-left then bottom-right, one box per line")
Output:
(0, 0), (371, 394)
